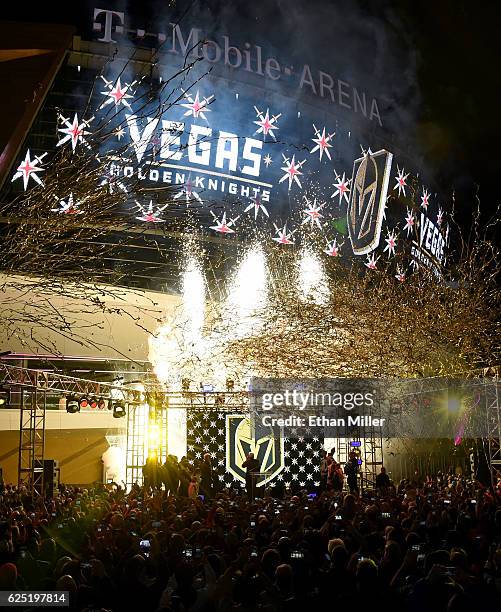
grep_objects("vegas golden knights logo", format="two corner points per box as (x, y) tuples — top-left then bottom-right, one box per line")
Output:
(347, 149), (393, 255)
(226, 415), (284, 487)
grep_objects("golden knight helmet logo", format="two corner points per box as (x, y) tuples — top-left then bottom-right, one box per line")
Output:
(226, 415), (284, 487)
(347, 149), (393, 255)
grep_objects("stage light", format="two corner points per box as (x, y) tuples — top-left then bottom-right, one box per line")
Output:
(112, 401), (126, 418)
(79, 397), (89, 409)
(89, 397), (99, 409)
(226, 379), (235, 391)
(66, 396), (80, 414)
(148, 422), (160, 458)
(98, 398), (107, 410)
(182, 378), (191, 392)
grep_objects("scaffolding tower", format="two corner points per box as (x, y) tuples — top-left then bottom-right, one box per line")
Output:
(482, 368), (501, 486)
(18, 379), (46, 496)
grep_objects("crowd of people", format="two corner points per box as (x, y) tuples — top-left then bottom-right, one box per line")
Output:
(0, 467), (501, 611)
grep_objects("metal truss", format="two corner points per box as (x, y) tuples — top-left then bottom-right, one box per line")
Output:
(2, 363), (499, 492)
(0, 363), (131, 398)
(125, 391), (250, 488)
(481, 369), (501, 487)
(0, 363), (141, 496)
(17, 379), (46, 497)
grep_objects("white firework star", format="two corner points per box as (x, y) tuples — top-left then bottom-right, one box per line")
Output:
(301, 197), (325, 228)
(99, 172), (127, 194)
(99, 76), (135, 109)
(244, 192), (269, 219)
(395, 266), (406, 282)
(365, 252), (379, 270)
(181, 89), (214, 120)
(279, 154), (305, 190)
(310, 124), (334, 161)
(272, 223), (295, 245)
(421, 187), (431, 210)
(57, 113), (92, 151)
(404, 208), (416, 236)
(253, 106), (281, 140)
(324, 239), (342, 257)
(437, 207), (444, 226)
(11, 149), (46, 190)
(393, 165), (409, 197)
(209, 211), (240, 234)
(173, 176), (203, 205)
(51, 193), (83, 215)
(135, 200), (168, 223)
(331, 171), (351, 204)
(263, 153), (273, 167)
(383, 229), (398, 257)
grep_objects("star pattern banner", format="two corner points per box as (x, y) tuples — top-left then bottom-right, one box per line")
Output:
(187, 409), (322, 491)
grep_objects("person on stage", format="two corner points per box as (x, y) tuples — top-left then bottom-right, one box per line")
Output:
(242, 452), (260, 501)
(376, 466), (391, 494)
(320, 450), (329, 491)
(344, 451), (360, 494)
(200, 453), (213, 499)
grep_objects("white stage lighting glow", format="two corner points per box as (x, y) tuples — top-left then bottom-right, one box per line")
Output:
(298, 248), (329, 305)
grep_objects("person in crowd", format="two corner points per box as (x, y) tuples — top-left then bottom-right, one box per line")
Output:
(0, 470), (499, 610)
(187, 471), (200, 499)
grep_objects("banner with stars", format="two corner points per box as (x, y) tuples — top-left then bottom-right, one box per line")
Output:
(186, 408), (322, 491)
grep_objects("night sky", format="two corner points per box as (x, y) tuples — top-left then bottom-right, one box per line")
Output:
(1, 0), (499, 221)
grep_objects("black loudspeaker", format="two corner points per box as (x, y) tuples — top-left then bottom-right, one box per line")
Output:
(42, 460), (60, 498)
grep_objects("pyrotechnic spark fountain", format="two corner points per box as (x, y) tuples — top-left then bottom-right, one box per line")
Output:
(224, 244), (268, 340)
(297, 247), (329, 305)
